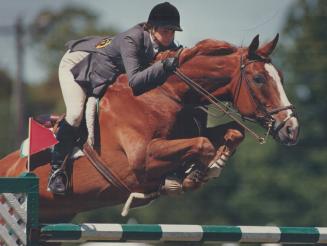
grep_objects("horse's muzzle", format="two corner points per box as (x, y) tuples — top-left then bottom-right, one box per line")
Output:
(274, 116), (300, 146)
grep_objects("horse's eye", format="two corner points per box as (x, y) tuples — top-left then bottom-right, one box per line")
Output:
(253, 74), (266, 85)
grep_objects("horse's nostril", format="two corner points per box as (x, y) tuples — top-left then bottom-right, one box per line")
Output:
(287, 126), (292, 135)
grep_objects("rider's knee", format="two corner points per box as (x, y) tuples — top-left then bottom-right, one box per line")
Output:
(65, 111), (83, 127)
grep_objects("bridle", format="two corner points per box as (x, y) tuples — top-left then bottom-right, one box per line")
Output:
(166, 49), (297, 144)
(233, 55), (297, 140)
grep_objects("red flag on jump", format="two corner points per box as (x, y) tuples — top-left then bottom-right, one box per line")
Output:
(29, 117), (58, 155)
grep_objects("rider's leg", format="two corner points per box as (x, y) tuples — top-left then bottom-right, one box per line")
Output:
(48, 50), (89, 194)
(48, 119), (78, 194)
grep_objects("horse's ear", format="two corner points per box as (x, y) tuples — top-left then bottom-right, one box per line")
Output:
(257, 33), (279, 57)
(248, 35), (260, 56)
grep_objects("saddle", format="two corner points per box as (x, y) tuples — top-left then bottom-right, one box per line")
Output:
(34, 114), (63, 129)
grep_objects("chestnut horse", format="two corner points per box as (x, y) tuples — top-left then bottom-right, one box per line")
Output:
(0, 35), (299, 222)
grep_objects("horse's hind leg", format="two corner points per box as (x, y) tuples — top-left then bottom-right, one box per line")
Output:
(145, 137), (216, 184)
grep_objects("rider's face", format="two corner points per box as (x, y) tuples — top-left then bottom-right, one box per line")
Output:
(153, 26), (175, 47)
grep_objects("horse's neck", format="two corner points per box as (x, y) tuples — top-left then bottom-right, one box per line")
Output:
(167, 54), (240, 103)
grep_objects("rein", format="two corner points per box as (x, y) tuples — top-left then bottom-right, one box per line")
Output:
(173, 69), (269, 144)
(170, 51), (296, 144)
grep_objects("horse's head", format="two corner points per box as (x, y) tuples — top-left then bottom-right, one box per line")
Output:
(161, 35), (299, 146)
(227, 34), (299, 145)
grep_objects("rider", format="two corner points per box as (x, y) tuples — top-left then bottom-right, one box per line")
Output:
(48, 2), (183, 194)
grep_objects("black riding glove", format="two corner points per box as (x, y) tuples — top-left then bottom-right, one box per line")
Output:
(162, 57), (179, 73)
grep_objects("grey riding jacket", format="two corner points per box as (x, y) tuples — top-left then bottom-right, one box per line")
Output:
(65, 23), (179, 97)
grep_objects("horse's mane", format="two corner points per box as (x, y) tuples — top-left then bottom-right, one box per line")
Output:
(155, 39), (238, 64)
(193, 39), (237, 56)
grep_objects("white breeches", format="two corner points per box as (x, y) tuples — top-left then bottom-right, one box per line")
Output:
(58, 50), (89, 127)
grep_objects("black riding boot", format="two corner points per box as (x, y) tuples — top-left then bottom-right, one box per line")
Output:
(47, 119), (77, 195)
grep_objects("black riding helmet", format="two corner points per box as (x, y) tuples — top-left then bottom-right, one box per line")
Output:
(147, 2), (183, 31)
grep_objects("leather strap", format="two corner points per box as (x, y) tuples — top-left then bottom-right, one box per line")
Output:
(83, 143), (131, 195)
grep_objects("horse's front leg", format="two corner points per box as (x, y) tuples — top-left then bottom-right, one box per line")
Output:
(145, 137), (216, 194)
(204, 121), (245, 179)
(181, 121), (244, 191)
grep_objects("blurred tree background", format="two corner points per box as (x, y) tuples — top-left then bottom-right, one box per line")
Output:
(0, 6), (117, 157)
(0, 0), (326, 229)
(0, 69), (14, 155)
(26, 6), (117, 120)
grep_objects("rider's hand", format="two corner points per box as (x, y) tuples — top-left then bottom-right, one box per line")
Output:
(162, 57), (178, 73)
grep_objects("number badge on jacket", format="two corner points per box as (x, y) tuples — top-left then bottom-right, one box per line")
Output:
(96, 38), (112, 49)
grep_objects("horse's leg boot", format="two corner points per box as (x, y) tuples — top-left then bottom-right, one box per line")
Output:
(182, 164), (206, 192)
(48, 119), (77, 195)
(182, 144), (234, 191)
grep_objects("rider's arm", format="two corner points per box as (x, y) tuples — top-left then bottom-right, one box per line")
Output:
(120, 35), (168, 96)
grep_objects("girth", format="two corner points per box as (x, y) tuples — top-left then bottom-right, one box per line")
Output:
(83, 143), (131, 195)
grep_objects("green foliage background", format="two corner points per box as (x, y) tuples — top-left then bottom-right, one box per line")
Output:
(0, 0), (326, 228)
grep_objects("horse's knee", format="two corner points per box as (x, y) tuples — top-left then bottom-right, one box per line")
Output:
(196, 137), (214, 151)
(224, 128), (245, 145)
(194, 137), (215, 163)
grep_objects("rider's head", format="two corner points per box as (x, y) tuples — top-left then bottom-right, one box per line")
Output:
(146, 2), (182, 47)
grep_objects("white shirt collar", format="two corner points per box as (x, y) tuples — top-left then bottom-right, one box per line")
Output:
(149, 33), (160, 54)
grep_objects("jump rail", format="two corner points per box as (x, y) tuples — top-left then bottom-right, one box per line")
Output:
(1, 173), (327, 245)
(40, 223), (327, 244)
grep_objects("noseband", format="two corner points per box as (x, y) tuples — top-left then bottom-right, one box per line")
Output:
(169, 50), (297, 143)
